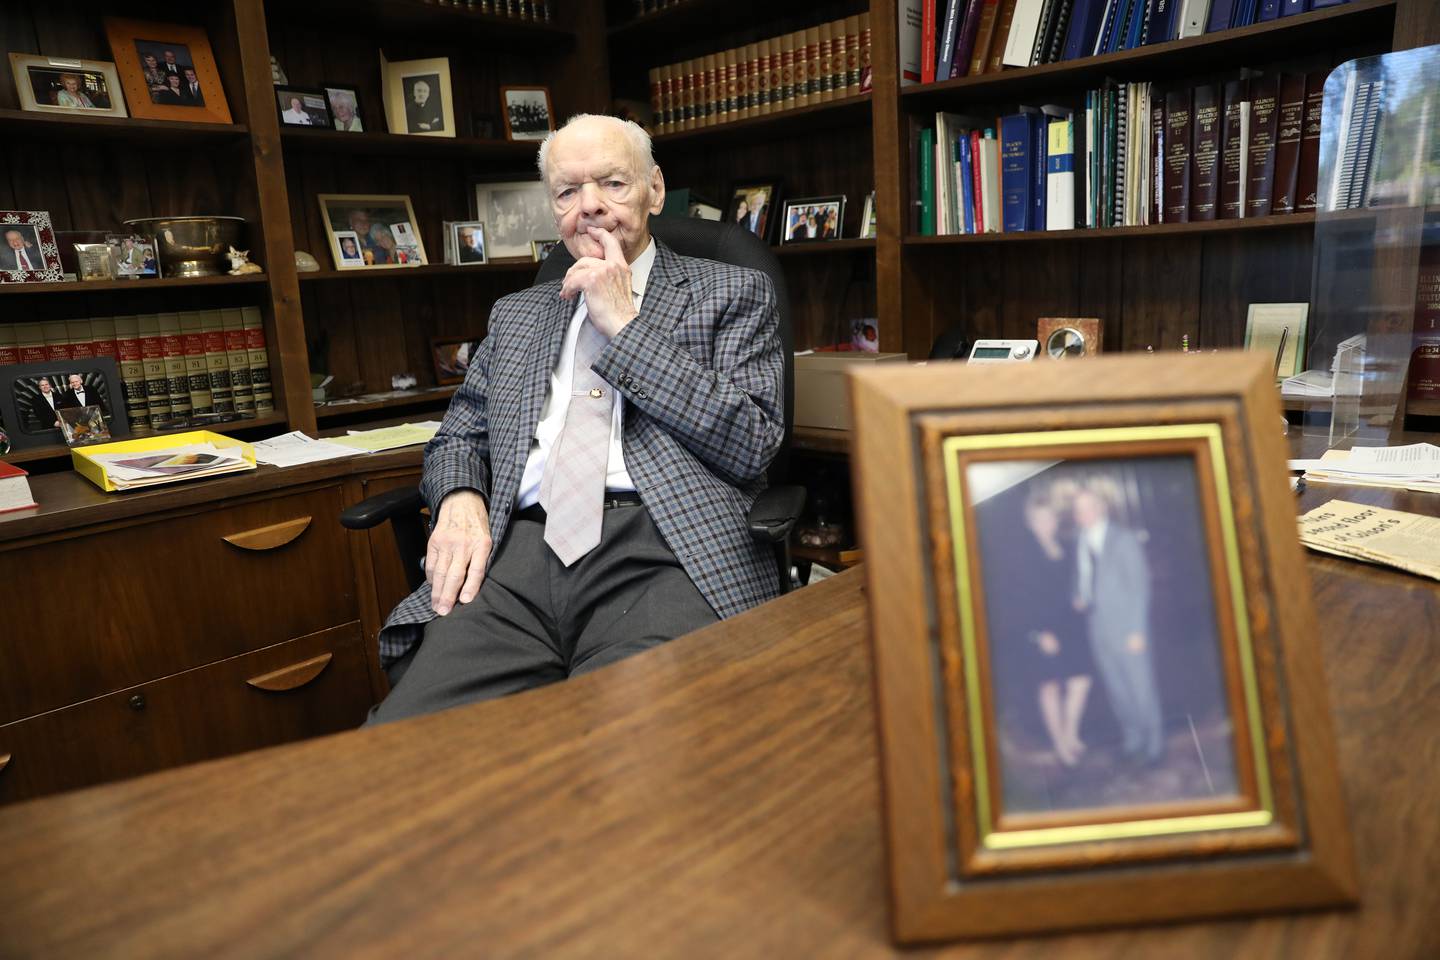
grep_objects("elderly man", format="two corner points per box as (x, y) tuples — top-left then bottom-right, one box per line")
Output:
(405, 78), (443, 132)
(368, 113), (783, 723)
(1, 228), (40, 272)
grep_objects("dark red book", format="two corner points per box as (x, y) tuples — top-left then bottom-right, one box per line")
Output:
(1270, 73), (1307, 215)
(1164, 87), (1193, 224)
(1295, 70), (1326, 213)
(1189, 84), (1222, 221)
(1219, 78), (1249, 219)
(1245, 74), (1281, 218)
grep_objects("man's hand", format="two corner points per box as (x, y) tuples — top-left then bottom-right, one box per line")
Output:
(1126, 632), (1147, 654)
(559, 226), (638, 338)
(427, 489), (491, 616)
(1037, 631), (1060, 656)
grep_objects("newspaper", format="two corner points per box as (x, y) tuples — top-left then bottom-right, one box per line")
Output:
(87, 442), (254, 490)
(1297, 499), (1440, 581)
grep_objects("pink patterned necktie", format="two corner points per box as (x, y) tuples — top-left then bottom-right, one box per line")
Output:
(539, 302), (614, 566)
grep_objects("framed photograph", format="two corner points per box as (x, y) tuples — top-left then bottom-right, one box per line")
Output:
(848, 353), (1355, 942)
(322, 83), (364, 132)
(275, 86), (331, 128)
(1245, 303), (1309, 381)
(103, 18), (232, 124)
(74, 243), (118, 281)
(781, 195), (845, 243)
(58, 405), (113, 447)
(0, 211), (64, 283)
(471, 176), (554, 260)
(725, 179), (782, 245)
(443, 221), (488, 265)
(318, 194), (427, 270)
(859, 190), (877, 239)
(105, 234), (161, 279)
(500, 85), (554, 141)
(531, 239), (559, 262)
(8, 54), (127, 118)
(382, 55), (454, 137)
(431, 336), (483, 386)
(0, 358), (128, 451)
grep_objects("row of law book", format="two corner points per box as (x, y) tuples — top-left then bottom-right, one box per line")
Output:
(916, 70), (1324, 236)
(0, 308), (274, 433)
(430, 0), (554, 20)
(902, 0), (1356, 84)
(647, 14), (872, 135)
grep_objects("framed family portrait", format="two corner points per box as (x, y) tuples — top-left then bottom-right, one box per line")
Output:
(500, 85), (554, 141)
(725, 179), (781, 245)
(8, 54), (127, 118)
(0, 211), (64, 283)
(322, 83), (364, 132)
(103, 18), (232, 124)
(382, 54), (454, 137)
(275, 86), (331, 128)
(781, 195), (845, 243)
(431, 336), (483, 386)
(471, 176), (554, 260)
(0, 358), (127, 451)
(848, 353), (1356, 942)
(318, 194), (427, 270)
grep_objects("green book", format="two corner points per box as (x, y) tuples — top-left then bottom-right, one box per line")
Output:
(918, 127), (936, 236)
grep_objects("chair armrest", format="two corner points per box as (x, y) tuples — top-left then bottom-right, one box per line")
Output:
(340, 486), (425, 531)
(747, 484), (806, 544)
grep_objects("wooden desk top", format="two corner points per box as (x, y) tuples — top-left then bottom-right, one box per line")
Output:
(2, 483), (1437, 958)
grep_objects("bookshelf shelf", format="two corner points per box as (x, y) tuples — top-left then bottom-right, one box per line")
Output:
(279, 128), (539, 160)
(274, 0), (572, 45)
(904, 212), (1317, 246)
(3, 413), (289, 467)
(0, 274), (269, 297)
(775, 238), (876, 256)
(299, 262), (539, 282)
(0, 110), (249, 145)
(314, 387), (458, 422)
(791, 543), (864, 569)
(654, 93), (872, 149)
(898, 0), (1397, 110)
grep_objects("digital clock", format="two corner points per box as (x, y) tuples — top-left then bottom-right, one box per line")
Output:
(967, 339), (1038, 363)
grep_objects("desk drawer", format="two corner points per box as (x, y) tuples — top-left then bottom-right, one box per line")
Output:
(0, 622), (372, 806)
(0, 485), (358, 724)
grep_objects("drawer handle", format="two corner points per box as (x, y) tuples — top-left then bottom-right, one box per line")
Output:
(0, 753), (10, 774)
(246, 653), (333, 692)
(223, 516), (313, 551)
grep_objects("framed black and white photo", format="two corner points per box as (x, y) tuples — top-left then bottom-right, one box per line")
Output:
(275, 86), (331, 127)
(322, 83), (364, 132)
(781, 195), (846, 243)
(382, 55), (454, 137)
(444, 221), (489, 266)
(725, 179), (782, 245)
(501, 85), (554, 141)
(318, 194), (427, 269)
(8, 54), (127, 118)
(0, 211), (64, 283)
(471, 176), (554, 260)
(0, 358), (128, 451)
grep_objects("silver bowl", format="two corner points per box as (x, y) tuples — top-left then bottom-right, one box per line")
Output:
(122, 216), (246, 278)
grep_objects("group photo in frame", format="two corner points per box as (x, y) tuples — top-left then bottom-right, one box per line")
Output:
(103, 17), (232, 124)
(8, 54), (128, 118)
(848, 353), (1356, 942)
(0, 358), (127, 451)
(275, 86), (331, 127)
(472, 176), (554, 260)
(725, 179), (781, 245)
(781, 195), (845, 243)
(318, 194), (427, 270)
(500, 85), (554, 141)
(0, 211), (64, 283)
(382, 54), (454, 137)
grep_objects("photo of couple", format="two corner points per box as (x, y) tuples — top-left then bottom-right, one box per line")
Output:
(967, 455), (1241, 817)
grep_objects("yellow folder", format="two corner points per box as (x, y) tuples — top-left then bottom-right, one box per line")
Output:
(71, 430), (257, 493)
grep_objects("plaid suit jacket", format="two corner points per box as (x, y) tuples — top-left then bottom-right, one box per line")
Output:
(379, 238), (785, 666)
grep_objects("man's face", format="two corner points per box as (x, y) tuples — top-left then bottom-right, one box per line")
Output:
(184, 68), (197, 83)
(164, 51), (177, 65)
(460, 228), (476, 247)
(349, 211), (371, 235)
(68, 375), (83, 391)
(38, 379), (52, 394)
(546, 120), (664, 263)
(5, 230), (23, 251)
(1074, 491), (1106, 529)
(412, 81), (429, 105)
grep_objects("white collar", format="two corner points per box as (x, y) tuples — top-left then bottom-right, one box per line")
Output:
(629, 236), (657, 301)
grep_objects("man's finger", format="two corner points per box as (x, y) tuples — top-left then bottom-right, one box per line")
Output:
(459, 547), (488, 604)
(591, 225), (623, 262)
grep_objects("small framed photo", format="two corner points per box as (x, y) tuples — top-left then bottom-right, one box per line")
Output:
(275, 86), (331, 127)
(382, 55), (454, 137)
(1244, 303), (1309, 380)
(725, 180), (782, 245)
(860, 190), (877, 239)
(103, 17), (232, 124)
(781, 195), (845, 243)
(471, 176), (554, 260)
(321, 83), (364, 132)
(74, 243), (118, 282)
(105, 234), (161, 279)
(0, 359), (128, 450)
(531, 239), (559, 262)
(58, 405), (113, 447)
(501, 86), (554, 141)
(444, 221), (488, 265)
(332, 230), (366, 266)
(431, 336), (483, 386)
(318, 194), (427, 270)
(0, 211), (64, 283)
(849, 354), (1356, 942)
(8, 54), (128, 118)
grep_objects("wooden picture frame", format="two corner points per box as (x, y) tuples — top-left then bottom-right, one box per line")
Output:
(0, 211), (65, 283)
(847, 353), (1356, 943)
(8, 54), (128, 118)
(317, 194), (427, 270)
(102, 18), (232, 125)
(500, 85), (554, 141)
(431, 336), (482, 386)
(382, 55), (455, 138)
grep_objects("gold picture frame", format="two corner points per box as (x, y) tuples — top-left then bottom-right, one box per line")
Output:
(102, 18), (232, 125)
(317, 194), (427, 270)
(848, 353), (1356, 942)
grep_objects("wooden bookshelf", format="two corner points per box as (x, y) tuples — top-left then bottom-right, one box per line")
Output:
(655, 93), (872, 149)
(775, 238), (876, 256)
(274, 0), (573, 45)
(279, 128), (539, 160)
(314, 387), (458, 421)
(0, 109), (249, 145)
(905, 212), (1317, 246)
(0, 274), (269, 296)
(299, 262), (539, 282)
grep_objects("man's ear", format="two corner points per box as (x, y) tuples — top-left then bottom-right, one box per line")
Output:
(647, 165), (666, 216)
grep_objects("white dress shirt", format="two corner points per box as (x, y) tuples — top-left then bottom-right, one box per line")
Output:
(516, 238), (655, 508)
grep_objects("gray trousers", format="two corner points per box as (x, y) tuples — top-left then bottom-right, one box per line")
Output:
(1088, 628), (1164, 761)
(367, 502), (718, 725)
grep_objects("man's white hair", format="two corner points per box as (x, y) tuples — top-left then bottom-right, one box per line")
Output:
(536, 113), (656, 184)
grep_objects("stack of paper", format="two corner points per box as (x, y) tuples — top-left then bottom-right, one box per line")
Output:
(1292, 443), (1440, 494)
(329, 422), (440, 453)
(1298, 499), (1440, 582)
(253, 431), (361, 468)
(87, 442), (254, 490)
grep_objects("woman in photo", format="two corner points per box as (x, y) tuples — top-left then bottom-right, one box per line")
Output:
(368, 223), (397, 264)
(54, 73), (96, 109)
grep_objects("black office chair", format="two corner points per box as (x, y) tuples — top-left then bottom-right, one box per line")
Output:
(341, 217), (806, 601)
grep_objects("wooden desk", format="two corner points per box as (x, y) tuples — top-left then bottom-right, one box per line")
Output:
(1, 482), (1437, 958)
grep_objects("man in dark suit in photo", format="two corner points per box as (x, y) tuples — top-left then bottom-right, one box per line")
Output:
(159, 50), (184, 79)
(27, 376), (63, 430)
(369, 113), (784, 723)
(58, 373), (104, 415)
(457, 226), (485, 263)
(405, 77), (444, 132)
(180, 67), (204, 105)
(0, 227), (41, 272)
